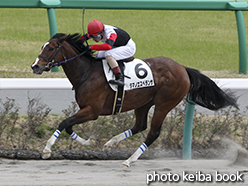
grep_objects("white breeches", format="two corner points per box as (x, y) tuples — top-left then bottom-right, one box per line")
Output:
(95, 39), (136, 60)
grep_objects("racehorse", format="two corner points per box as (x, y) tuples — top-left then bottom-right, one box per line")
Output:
(31, 33), (238, 167)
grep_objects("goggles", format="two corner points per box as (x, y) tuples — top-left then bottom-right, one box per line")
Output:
(89, 34), (101, 39)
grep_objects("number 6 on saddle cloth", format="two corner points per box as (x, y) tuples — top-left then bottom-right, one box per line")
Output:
(102, 58), (155, 115)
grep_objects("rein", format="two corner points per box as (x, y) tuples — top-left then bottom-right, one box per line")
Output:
(39, 39), (87, 70)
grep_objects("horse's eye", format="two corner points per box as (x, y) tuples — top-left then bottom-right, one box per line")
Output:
(49, 47), (54, 51)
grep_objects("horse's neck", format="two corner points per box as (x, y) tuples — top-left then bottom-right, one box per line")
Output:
(61, 44), (93, 89)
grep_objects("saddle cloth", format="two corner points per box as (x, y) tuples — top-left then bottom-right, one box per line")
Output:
(102, 58), (155, 91)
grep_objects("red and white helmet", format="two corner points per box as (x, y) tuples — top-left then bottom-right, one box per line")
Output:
(88, 20), (104, 35)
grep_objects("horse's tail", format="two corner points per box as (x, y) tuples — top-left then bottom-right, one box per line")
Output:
(185, 67), (238, 110)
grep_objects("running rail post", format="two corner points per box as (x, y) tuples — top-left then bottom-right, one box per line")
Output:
(40, 0), (61, 72)
(47, 8), (59, 72)
(182, 99), (195, 160)
(235, 10), (247, 74)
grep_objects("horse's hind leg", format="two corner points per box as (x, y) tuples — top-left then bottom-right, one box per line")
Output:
(122, 106), (168, 167)
(103, 100), (153, 150)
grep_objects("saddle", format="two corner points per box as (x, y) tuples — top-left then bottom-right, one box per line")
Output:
(117, 56), (135, 63)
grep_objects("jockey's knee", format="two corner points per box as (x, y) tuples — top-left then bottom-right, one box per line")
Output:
(105, 55), (118, 69)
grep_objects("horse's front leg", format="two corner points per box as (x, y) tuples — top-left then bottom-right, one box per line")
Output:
(42, 105), (97, 159)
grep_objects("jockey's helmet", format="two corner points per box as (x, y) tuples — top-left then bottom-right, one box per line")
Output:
(88, 20), (104, 37)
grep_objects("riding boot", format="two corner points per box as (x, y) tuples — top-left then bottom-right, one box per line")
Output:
(106, 55), (125, 86)
(109, 71), (124, 86)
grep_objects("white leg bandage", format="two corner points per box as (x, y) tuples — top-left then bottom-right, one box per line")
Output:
(117, 129), (132, 141)
(43, 129), (61, 153)
(104, 129), (132, 148)
(71, 132), (91, 145)
(122, 142), (148, 167)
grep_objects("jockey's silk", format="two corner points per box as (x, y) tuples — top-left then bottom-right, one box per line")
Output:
(96, 39), (136, 60)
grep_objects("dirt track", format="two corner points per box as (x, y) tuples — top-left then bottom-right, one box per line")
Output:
(1, 139), (248, 186)
(0, 158), (248, 186)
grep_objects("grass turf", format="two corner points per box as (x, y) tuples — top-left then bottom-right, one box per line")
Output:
(0, 8), (248, 77)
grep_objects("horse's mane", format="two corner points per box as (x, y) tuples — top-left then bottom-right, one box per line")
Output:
(52, 33), (94, 60)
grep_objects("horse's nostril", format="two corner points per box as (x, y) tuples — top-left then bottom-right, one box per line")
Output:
(31, 64), (39, 70)
(31, 64), (42, 74)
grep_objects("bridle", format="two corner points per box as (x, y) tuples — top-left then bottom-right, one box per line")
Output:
(38, 39), (87, 71)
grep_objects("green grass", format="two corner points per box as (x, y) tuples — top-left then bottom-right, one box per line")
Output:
(0, 8), (248, 78)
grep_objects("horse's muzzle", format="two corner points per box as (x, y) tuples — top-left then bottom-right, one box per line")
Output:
(31, 64), (43, 74)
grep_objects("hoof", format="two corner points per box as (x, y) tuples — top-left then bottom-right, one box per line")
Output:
(42, 152), (51, 159)
(121, 160), (130, 168)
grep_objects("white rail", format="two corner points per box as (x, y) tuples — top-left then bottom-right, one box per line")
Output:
(0, 78), (247, 90)
(0, 78), (72, 90)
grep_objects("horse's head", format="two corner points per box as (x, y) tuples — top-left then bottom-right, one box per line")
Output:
(31, 33), (90, 75)
(31, 34), (66, 74)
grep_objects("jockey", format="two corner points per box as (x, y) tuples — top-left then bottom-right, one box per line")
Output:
(80, 20), (136, 86)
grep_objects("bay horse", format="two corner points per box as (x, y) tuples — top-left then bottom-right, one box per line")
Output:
(31, 33), (238, 167)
